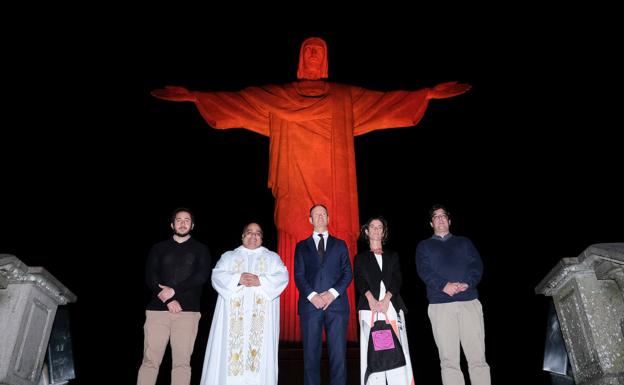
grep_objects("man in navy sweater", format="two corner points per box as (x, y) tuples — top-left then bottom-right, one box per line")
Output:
(415, 204), (491, 385)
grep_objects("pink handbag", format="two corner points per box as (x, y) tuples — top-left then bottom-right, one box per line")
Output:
(365, 311), (406, 384)
(370, 312), (396, 351)
(371, 328), (395, 351)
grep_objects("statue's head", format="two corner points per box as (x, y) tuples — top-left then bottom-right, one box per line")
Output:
(297, 37), (328, 80)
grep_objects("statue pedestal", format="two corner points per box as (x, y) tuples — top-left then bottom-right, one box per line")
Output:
(0, 255), (76, 385)
(536, 243), (624, 385)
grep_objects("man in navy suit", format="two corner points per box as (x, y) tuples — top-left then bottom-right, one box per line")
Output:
(295, 204), (353, 385)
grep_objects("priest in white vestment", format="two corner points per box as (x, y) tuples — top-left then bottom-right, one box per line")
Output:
(200, 223), (289, 385)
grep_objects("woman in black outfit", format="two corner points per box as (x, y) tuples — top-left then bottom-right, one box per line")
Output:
(354, 216), (414, 385)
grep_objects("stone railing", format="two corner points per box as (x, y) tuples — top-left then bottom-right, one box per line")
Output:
(0, 254), (77, 385)
(536, 243), (624, 385)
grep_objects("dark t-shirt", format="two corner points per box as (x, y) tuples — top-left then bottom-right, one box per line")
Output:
(145, 237), (211, 312)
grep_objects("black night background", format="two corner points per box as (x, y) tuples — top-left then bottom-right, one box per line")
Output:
(2, 8), (621, 385)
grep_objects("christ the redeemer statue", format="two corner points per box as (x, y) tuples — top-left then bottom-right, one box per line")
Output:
(152, 37), (470, 341)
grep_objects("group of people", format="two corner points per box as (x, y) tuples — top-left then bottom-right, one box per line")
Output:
(136, 204), (491, 385)
(146, 36), (479, 385)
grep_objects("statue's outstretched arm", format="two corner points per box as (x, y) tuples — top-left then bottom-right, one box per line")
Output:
(151, 86), (196, 102)
(427, 81), (471, 100)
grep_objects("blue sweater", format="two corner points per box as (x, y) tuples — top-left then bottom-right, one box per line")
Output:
(415, 234), (483, 304)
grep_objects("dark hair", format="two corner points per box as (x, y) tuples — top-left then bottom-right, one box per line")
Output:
(360, 216), (389, 244)
(309, 204), (328, 217)
(170, 207), (195, 224)
(242, 223), (263, 237)
(429, 204), (450, 221)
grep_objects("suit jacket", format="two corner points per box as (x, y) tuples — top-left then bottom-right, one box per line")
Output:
(294, 235), (353, 314)
(353, 249), (407, 313)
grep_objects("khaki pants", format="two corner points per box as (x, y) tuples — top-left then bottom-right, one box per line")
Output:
(428, 299), (490, 385)
(137, 310), (201, 385)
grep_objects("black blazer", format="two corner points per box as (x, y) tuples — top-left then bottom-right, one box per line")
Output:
(353, 249), (407, 313)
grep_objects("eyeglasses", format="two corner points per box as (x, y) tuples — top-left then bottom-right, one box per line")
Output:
(432, 214), (448, 221)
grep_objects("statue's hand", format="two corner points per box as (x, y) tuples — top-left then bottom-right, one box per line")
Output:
(151, 86), (195, 102)
(428, 81), (471, 99)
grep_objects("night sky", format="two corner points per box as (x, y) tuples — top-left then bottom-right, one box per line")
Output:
(2, 9), (622, 385)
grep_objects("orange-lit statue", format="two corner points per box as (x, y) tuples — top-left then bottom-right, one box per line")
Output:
(152, 37), (470, 342)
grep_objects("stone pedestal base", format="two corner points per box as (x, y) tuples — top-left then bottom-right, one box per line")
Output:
(0, 255), (76, 385)
(536, 244), (624, 385)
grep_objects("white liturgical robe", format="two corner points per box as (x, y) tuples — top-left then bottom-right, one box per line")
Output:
(199, 246), (288, 385)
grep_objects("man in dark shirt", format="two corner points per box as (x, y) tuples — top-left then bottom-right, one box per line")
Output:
(137, 207), (211, 385)
(415, 204), (490, 385)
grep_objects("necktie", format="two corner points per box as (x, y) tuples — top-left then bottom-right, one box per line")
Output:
(317, 233), (325, 261)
